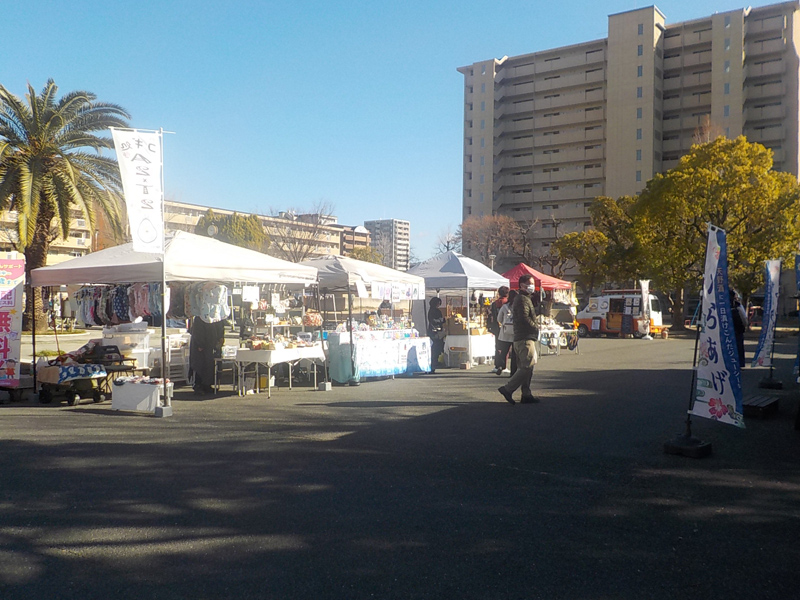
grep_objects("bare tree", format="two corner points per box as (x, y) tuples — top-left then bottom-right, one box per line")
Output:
(263, 201), (336, 263)
(459, 215), (518, 266)
(693, 115), (726, 145)
(435, 226), (461, 254)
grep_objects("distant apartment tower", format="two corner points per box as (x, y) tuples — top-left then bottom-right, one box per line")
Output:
(364, 219), (411, 271)
(458, 2), (800, 259)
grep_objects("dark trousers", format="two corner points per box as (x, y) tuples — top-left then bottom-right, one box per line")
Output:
(495, 340), (517, 374)
(431, 337), (445, 372)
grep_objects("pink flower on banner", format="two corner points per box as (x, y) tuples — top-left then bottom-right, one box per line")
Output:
(708, 397), (729, 419)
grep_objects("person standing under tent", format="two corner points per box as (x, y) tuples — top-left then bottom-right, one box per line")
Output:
(497, 274), (539, 404)
(488, 286), (509, 374)
(189, 316), (227, 395)
(427, 297), (446, 374)
(496, 289), (517, 376)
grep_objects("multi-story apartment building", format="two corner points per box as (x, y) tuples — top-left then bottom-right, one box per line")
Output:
(162, 200), (369, 261)
(364, 219), (411, 271)
(0, 209), (97, 264)
(459, 1), (800, 264)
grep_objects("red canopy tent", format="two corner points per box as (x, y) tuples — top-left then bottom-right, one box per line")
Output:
(502, 263), (572, 291)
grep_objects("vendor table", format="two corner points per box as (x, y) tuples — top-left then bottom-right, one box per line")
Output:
(536, 327), (580, 356)
(444, 333), (495, 368)
(235, 345), (326, 397)
(327, 331), (431, 383)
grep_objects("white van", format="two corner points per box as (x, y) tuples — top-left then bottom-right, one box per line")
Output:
(576, 290), (664, 338)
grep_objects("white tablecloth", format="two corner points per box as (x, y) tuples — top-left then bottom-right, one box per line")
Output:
(444, 334), (495, 367)
(235, 345), (326, 396)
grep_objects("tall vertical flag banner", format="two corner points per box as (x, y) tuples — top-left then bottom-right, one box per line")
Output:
(639, 279), (650, 335)
(794, 255), (800, 381)
(692, 225), (744, 428)
(0, 253), (25, 389)
(751, 259), (781, 368)
(111, 128), (164, 253)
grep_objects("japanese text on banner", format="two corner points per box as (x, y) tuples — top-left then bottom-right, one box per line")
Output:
(111, 129), (164, 253)
(691, 225), (744, 428)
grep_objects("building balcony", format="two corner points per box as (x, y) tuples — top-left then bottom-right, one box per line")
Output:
(745, 124), (785, 143)
(662, 70), (712, 92)
(745, 14), (786, 36)
(663, 55), (682, 71)
(498, 81), (536, 101)
(745, 104), (785, 123)
(745, 80), (785, 101)
(504, 99), (535, 117)
(746, 37), (786, 56)
(745, 59), (785, 80)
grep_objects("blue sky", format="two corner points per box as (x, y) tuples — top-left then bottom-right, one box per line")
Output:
(4, 0), (750, 260)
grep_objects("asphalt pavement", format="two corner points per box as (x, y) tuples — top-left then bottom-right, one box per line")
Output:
(1, 332), (799, 599)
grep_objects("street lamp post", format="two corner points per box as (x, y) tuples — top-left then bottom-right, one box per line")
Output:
(489, 254), (496, 271)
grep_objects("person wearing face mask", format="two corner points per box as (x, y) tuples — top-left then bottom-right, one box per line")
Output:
(497, 274), (540, 404)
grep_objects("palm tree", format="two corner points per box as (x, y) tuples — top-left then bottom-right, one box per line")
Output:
(0, 79), (130, 330)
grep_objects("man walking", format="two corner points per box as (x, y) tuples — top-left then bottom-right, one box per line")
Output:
(497, 274), (539, 405)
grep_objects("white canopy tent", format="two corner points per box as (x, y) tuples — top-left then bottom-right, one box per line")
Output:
(409, 252), (509, 367)
(301, 255), (426, 382)
(30, 231), (319, 409)
(31, 230), (318, 287)
(408, 251), (509, 292)
(302, 255), (425, 292)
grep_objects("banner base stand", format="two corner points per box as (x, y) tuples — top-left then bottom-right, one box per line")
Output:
(664, 433), (712, 458)
(758, 376), (783, 390)
(154, 405), (173, 418)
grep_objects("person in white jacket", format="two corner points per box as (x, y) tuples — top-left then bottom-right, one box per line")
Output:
(494, 289), (517, 375)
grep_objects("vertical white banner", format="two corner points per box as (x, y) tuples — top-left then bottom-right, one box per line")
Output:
(692, 225), (744, 427)
(751, 259), (781, 368)
(639, 279), (650, 335)
(111, 129), (164, 253)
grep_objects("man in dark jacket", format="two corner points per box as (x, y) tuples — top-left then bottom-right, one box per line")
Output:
(498, 274), (539, 404)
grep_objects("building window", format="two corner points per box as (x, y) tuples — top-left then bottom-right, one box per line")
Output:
(723, 105), (730, 117)
(636, 170), (642, 182)
(724, 60), (730, 73)
(636, 128), (642, 140)
(637, 65), (643, 77)
(480, 101), (485, 111)
(480, 192), (484, 202)
(637, 87), (643, 98)
(637, 107), (642, 119)
(724, 82), (730, 95)
(480, 119), (485, 129)
(480, 174), (484, 184)
(482, 65), (486, 75)
(636, 149), (642, 161)
(725, 38), (731, 51)
(480, 138), (485, 148)
(481, 83), (486, 93)
(638, 23), (644, 35)
(725, 15), (731, 28)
